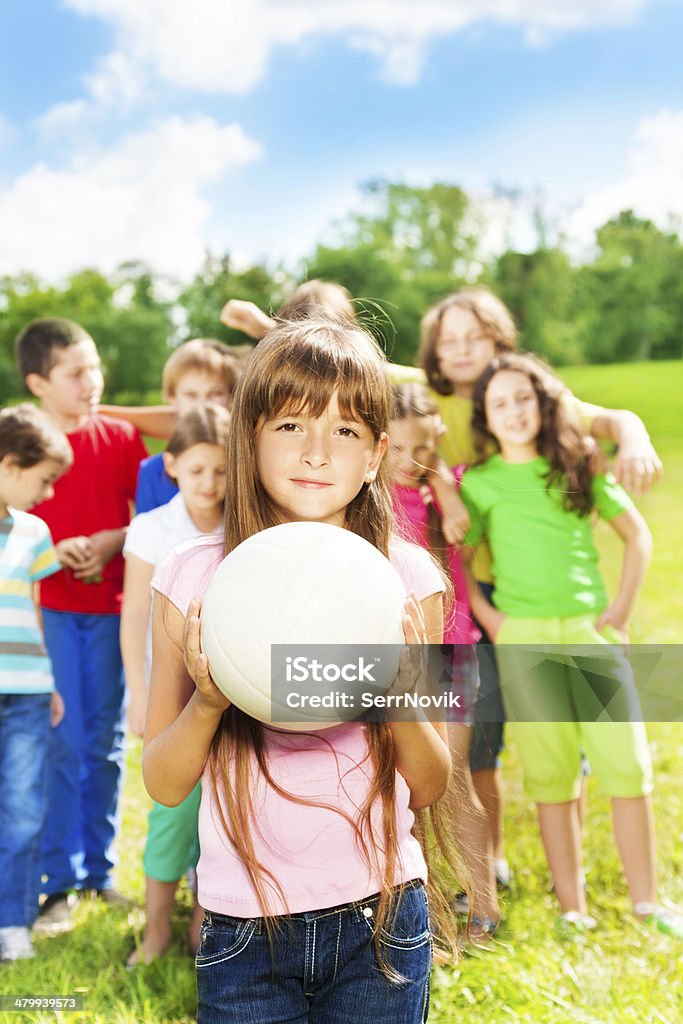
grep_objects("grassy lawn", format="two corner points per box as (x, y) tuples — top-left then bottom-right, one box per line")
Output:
(3, 360), (681, 1023)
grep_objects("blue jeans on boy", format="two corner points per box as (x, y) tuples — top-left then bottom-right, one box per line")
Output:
(0, 693), (52, 927)
(196, 881), (432, 1024)
(41, 611), (126, 895)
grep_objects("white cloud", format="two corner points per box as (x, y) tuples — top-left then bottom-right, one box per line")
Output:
(0, 117), (262, 281)
(64, 0), (647, 91)
(85, 50), (147, 107)
(35, 100), (91, 140)
(568, 109), (683, 247)
(35, 50), (148, 141)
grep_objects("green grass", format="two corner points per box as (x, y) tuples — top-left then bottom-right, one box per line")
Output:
(4, 361), (682, 1023)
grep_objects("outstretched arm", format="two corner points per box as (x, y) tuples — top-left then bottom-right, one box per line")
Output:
(142, 596), (230, 806)
(99, 405), (174, 439)
(389, 592), (452, 809)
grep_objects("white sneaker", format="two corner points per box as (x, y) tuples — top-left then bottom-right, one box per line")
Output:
(494, 858), (512, 889)
(556, 910), (597, 936)
(0, 926), (35, 961)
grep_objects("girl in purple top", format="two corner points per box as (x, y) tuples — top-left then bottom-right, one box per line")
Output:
(388, 382), (500, 939)
(143, 318), (462, 1024)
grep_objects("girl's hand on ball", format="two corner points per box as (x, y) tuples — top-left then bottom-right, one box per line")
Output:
(184, 599), (231, 713)
(402, 593), (428, 646)
(387, 594), (429, 706)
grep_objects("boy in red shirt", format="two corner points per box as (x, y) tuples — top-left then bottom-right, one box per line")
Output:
(14, 317), (147, 930)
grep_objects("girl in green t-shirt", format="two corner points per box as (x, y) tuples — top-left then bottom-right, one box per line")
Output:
(402, 285), (665, 897)
(460, 351), (682, 939)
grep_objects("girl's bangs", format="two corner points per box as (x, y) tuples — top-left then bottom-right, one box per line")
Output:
(256, 343), (386, 432)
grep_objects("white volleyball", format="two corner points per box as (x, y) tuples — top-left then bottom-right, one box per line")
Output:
(201, 522), (406, 729)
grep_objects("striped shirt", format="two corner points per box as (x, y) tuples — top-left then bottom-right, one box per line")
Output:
(0, 510), (61, 694)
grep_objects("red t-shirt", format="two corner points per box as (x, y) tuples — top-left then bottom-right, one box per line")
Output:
(32, 414), (147, 614)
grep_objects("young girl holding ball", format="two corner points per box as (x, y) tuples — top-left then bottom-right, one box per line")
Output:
(143, 318), (460, 1023)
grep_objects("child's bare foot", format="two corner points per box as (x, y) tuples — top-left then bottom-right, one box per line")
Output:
(126, 927), (172, 968)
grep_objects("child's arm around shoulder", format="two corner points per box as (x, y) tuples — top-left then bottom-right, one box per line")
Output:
(100, 404), (174, 440)
(142, 595), (230, 806)
(388, 592), (451, 810)
(575, 398), (663, 495)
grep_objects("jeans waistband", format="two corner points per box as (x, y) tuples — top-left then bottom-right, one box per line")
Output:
(203, 879), (425, 932)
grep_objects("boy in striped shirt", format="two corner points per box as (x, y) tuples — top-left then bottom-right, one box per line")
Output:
(0, 404), (72, 961)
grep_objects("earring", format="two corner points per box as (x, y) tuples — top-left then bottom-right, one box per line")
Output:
(365, 473), (375, 484)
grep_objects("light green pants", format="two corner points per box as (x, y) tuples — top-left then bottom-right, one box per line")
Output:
(496, 614), (653, 804)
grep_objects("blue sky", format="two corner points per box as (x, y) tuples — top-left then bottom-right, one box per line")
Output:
(1, 0), (682, 282)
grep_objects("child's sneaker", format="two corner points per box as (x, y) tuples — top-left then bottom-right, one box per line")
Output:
(34, 892), (73, 933)
(555, 911), (597, 938)
(87, 887), (131, 907)
(450, 890), (469, 915)
(494, 858), (512, 889)
(634, 902), (683, 940)
(0, 926), (35, 961)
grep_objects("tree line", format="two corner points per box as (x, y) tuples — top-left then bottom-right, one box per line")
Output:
(1, 182), (682, 403)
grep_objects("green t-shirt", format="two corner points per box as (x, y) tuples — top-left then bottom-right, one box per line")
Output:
(460, 455), (633, 619)
(389, 364), (602, 583)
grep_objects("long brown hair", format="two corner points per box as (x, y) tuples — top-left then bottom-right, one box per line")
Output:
(210, 318), (459, 972)
(418, 288), (518, 396)
(225, 317), (392, 554)
(471, 352), (598, 516)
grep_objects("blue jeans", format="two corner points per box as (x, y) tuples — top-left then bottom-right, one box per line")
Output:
(196, 881), (432, 1024)
(41, 611), (126, 894)
(0, 693), (52, 927)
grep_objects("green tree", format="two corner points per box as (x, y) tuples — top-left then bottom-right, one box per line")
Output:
(575, 211), (683, 362)
(0, 266), (174, 403)
(178, 253), (280, 348)
(0, 274), (62, 400)
(487, 247), (583, 364)
(304, 180), (478, 363)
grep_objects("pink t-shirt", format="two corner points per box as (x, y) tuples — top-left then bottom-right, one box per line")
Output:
(152, 532), (444, 918)
(392, 467), (480, 645)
